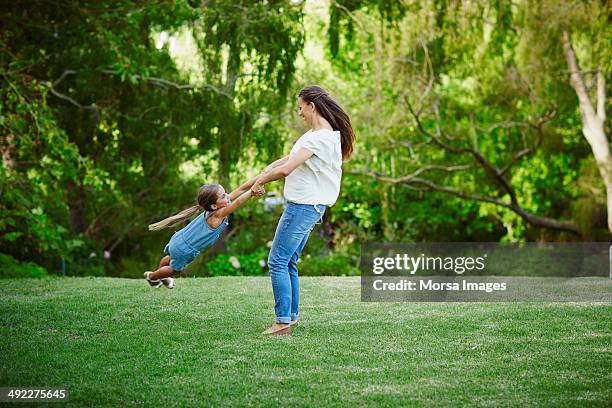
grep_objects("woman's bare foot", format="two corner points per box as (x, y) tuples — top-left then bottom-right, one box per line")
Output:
(262, 323), (291, 335)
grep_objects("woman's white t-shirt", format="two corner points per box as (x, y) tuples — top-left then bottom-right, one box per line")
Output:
(284, 129), (342, 206)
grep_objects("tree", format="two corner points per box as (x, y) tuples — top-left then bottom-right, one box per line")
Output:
(562, 31), (610, 233)
(0, 1), (307, 273)
(189, 0), (305, 188)
(1, 1), (204, 270)
(515, 0), (611, 235)
(327, 0), (610, 240)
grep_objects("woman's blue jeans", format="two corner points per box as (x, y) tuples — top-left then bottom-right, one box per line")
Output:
(268, 202), (325, 324)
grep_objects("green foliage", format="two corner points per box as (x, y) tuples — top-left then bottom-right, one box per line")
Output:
(570, 157), (610, 240)
(0, 75), (81, 266)
(207, 237), (358, 277)
(329, 0), (405, 60)
(0, 254), (47, 278)
(190, 0), (305, 186)
(1, 1), (307, 275)
(207, 249), (268, 277)
(1, 0), (609, 281)
(299, 253), (360, 276)
(225, 204), (284, 254)
(316, 0), (610, 242)
(62, 238), (108, 277)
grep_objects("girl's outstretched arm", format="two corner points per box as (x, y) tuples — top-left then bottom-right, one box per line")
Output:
(213, 189), (254, 220)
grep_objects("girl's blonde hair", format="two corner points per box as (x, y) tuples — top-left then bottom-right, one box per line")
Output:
(148, 184), (222, 231)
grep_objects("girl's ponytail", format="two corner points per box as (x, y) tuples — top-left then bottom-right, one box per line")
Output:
(148, 183), (222, 231)
(148, 205), (201, 231)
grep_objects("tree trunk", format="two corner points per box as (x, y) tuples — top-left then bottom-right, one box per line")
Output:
(67, 180), (87, 235)
(213, 46), (242, 254)
(218, 46), (241, 191)
(218, 135), (232, 189)
(562, 31), (612, 234)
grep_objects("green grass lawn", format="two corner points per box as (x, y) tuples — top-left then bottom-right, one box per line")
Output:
(1, 277), (611, 407)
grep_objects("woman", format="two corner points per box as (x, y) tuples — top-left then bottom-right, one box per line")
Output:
(252, 85), (355, 335)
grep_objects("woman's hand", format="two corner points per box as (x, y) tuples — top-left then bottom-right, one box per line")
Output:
(251, 180), (265, 197)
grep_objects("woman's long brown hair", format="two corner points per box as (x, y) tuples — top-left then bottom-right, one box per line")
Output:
(298, 85), (355, 161)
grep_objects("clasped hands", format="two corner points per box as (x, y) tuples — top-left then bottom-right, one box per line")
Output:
(252, 183), (265, 197)
(250, 166), (271, 198)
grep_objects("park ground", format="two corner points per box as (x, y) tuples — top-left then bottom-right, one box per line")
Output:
(1, 277), (611, 407)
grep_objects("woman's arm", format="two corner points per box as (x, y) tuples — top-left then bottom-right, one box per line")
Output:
(251, 148), (313, 191)
(229, 176), (261, 201)
(262, 155), (290, 174)
(228, 156), (290, 200)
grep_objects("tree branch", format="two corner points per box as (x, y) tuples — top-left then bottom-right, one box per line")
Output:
(50, 69), (234, 109)
(396, 91), (578, 233)
(100, 69), (233, 99)
(499, 116), (548, 176)
(354, 170), (580, 235)
(331, 0), (367, 31)
(50, 70), (98, 110)
(348, 165), (471, 184)
(405, 96), (519, 205)
(416, 40), (435, 116)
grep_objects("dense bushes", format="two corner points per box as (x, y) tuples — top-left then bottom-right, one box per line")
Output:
(207, 249), (359, 277)
(299, 253), (360, 276)
(208, 249), (268, 276)
(0, 254), (47, 278)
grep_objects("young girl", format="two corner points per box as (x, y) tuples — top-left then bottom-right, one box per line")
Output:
(145, 178), (263, 288)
